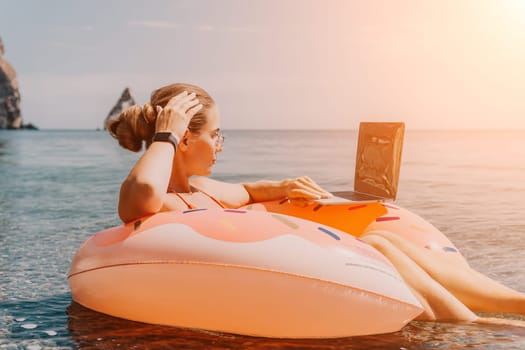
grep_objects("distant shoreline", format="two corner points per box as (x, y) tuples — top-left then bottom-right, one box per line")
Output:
(0, 123), (38, 130)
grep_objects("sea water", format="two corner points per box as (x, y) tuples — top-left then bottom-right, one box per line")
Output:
(0, 129), (524, 349)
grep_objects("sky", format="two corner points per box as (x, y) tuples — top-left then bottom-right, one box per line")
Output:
(1, 0), (524, 130)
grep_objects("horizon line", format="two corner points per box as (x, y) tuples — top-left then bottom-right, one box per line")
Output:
(3, 127), (525, 132)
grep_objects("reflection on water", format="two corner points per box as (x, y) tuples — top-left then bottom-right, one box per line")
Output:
(2, 295), (524, 349)
(0, 139), (8, 158)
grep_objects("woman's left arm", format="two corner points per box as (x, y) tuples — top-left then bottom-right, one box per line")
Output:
(191, 176), (331, 208)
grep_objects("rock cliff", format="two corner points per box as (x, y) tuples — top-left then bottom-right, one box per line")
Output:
(0, 37), (23, 129)
(104, 87), (136, 129)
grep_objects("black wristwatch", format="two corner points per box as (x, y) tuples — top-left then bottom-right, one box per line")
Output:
(152, 132), (179, 151)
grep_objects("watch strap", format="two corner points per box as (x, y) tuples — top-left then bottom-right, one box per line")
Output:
(152, 132), (179, 150)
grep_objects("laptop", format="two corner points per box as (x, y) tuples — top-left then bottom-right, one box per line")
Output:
(317, 122), (405, 205)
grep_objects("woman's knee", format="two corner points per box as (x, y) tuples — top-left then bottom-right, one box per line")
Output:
(360, 231), (400, 253)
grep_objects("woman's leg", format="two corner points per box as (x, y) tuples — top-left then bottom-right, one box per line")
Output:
(361, 233), (477, 321)
(363, 230), (525, 315)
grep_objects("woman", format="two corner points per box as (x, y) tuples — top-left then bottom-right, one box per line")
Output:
(108, 82), (525, 324)
(107, 83), (331, 223)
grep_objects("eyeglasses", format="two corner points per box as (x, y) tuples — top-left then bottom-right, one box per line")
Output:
(214, 131), (225, 149)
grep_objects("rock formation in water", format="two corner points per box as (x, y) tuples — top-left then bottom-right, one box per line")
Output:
(104, 87), (136, 130)
(0, 37), (23, 129)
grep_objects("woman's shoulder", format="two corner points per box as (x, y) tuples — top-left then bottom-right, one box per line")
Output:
(190, 176), (232, 193)
(189, 176), (214, 189)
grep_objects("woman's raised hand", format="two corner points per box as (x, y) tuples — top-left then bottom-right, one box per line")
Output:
(285, 176), (332, 207)
(155, 91), (203, 140)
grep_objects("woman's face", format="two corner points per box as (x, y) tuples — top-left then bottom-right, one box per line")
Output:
(184, 104), (223, 176)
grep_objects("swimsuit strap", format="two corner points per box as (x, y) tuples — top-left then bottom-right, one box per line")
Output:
(172, 192), (196, 210)
(170, 189), (225, 209)
(195, 187), (226, 209)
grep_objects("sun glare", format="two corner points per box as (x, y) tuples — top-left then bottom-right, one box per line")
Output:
(499, 0), (525, 23)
